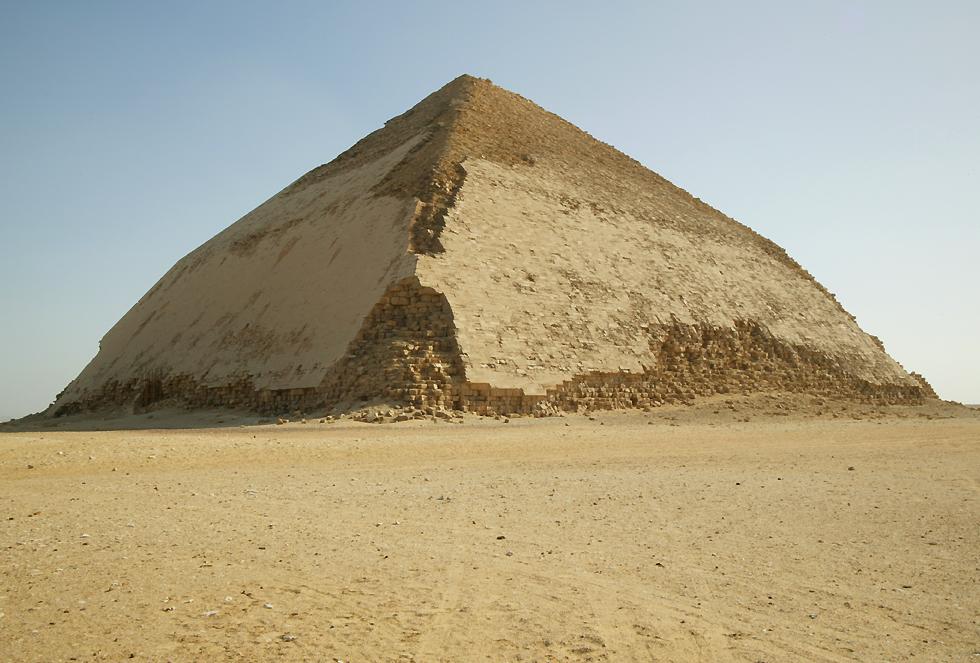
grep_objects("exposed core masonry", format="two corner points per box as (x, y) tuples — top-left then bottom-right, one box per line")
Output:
(52, 75), (936, 417)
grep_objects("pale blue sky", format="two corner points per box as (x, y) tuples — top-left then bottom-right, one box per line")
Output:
(1, 1), (977, 419)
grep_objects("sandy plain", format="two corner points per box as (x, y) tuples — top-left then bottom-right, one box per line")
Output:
(2, 396), (978, 662)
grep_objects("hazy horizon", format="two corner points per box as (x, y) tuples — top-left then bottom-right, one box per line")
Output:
(2, 1), (978, 420)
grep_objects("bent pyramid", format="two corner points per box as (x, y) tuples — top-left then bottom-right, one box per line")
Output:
(53, 75), (934, 417)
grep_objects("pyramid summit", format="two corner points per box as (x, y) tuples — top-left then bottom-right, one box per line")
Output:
(53, 75), (934, 417)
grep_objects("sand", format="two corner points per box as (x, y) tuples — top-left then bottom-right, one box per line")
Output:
(2, 400), (978, 661)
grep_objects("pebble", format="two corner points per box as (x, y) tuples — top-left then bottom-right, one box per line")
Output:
(263, 603), (273, 609)
(204, 610), (219, 617)
(281, 633), (297, 642)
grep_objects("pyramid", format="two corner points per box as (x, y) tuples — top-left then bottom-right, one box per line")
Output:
(52, 75), (934, 417)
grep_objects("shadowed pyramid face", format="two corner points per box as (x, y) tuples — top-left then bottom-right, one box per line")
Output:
(52, 75), (932, 417)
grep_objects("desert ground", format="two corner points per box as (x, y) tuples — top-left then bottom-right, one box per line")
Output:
(2, 396), (978, 662)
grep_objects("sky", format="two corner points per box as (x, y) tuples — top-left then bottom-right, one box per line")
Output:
(1, 1), (977, 420)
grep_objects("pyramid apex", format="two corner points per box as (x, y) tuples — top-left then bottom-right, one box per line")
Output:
(447, 73), (488, 85)
(433, 73), (492, 98)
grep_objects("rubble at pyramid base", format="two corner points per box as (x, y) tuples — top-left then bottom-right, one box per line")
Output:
(54, 276), (934, 419)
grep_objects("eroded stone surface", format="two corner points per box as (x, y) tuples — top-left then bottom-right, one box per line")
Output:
(419, 158), (915, 396)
